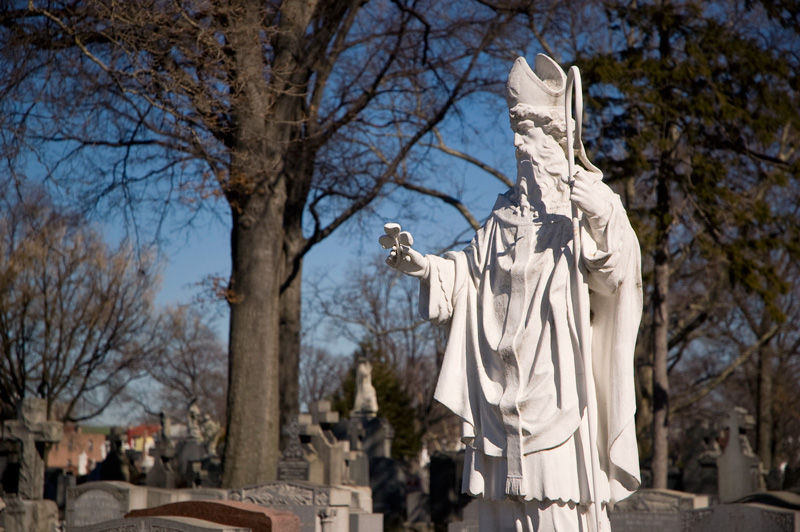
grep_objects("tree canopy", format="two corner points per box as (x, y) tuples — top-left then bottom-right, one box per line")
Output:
(0, 185), (160, 422)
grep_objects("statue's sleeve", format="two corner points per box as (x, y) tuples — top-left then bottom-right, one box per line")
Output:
(419, 253), (459, 324)
(580, 182), (644, 503)
(579, 184), (638, 296)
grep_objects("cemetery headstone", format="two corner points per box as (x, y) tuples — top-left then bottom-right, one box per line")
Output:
(683, 503), (800, 532)
(446, 499), (479, 532)
(231, 480), (379, 532)
(148, 413), (178, 489)
(430, 451), (470, 530)
(126, 499), (301, 532)
(65, 480), (148, 529)
(3, 494), (59, 532)
(609, 489), (709, 532)
(69, 515), (251, 532)
(176, 402), (222, 489)
(680, 420), (721, 495)
(276, 418), (322, 484)
(98, 427), (133, 482)
(717, 407), (763, 503)
(0, 398), (63, 532)
(1, 397), (63, 500)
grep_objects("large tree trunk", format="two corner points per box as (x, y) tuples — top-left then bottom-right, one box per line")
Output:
(220, 0), (316, 487)
(652, 241), (670, 488)
(224, 197), (285, 487)
(652, 138), (673, 489)
(757, 346), (773, 471)
(279, 231), (304, 435)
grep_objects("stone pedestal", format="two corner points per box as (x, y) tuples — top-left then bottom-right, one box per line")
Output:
(4, 496), (59, 532)
(1, 398), (63, 500)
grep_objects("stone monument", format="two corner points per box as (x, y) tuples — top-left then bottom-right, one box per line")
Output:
(175, 400), (222, 488)
(1, 397), (63, 532)
(147, 412), (178, 489)
(351, 357), (378, 419)
(382, 53), (643, 531)
(716, 406), (762, 503)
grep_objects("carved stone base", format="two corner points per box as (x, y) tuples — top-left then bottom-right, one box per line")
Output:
(4, 497), (59, 532)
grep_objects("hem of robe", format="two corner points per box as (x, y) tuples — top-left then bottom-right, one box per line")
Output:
(476, 497), (610, 532)
(463, 415), (610, 506)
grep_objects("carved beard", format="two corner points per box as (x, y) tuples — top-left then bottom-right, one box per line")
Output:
(513, 125), (570, 214)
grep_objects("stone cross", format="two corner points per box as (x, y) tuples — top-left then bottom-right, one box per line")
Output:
(717, 406), (762, 502)
(2, 397), (63, 499)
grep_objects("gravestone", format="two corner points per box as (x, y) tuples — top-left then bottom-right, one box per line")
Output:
(1, 398), (63, 532)
(127, 499), (300, 532)
(276, 418), (323, 484)
(69, 515), (250, 532)
(231, 480), (381, 532)
(362, 416), (393, 460)
(147, 486), (193, 508)
(3, 495), (59, 532)
(447, 499), (479, 532)
(148, 413), (178, 489)
(175, 402), (223, 489)
(306, 402), (346, 487)
(66, 481), (148, 529)
(98, 427), (133, 482)
(430, 451), (469, 529)
(680, 420), (721, 495)
(187, 488), (230, 501)
(683, 503), (800, 532)
(717, 407), (763, 503)
(341, 418), (369, 487)
(609, 489), (709, 532)
(1, 398), (63, 500)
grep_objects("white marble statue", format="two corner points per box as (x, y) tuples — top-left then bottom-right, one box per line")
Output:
(352, 357), (379, 418)
(382, 54), (642, 531)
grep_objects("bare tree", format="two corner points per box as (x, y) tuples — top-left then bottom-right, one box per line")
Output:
(0, 186), (159, 422)
(298, 346), (348, 411)
(319, 257), (457, 451)
(136, 305), (228, 424)
(0, 0), (551, 486)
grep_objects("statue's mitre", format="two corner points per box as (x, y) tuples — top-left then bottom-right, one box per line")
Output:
(505, 54), (566, 113)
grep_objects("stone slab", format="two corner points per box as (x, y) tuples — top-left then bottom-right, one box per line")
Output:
(70, 516), (251, 532)
(232, 481), (353, 532)
(349, 511), (382, 532)
(66, 481), (149, 529)
(683, 503), (800, 532)
(610, 488), (708, 532)
(4, 496), (58, 532)
(187, 488), (230, 501)
(147, 487), (193, 507)
(127, 500), (300, 532)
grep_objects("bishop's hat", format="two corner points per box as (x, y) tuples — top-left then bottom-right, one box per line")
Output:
(505, 54), (567, 116)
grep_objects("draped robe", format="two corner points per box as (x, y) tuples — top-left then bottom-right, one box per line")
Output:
(421, 184), (642, 512)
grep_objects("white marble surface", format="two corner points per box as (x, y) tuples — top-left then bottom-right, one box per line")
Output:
(383, 54), (643, 532)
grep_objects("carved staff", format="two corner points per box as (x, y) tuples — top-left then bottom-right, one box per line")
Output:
(566, 65), (604, 532)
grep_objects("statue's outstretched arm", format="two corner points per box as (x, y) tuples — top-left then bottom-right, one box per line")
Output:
(379, 223), (430, 280)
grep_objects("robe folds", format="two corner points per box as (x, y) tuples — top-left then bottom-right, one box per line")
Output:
(421, 186), (642, 508)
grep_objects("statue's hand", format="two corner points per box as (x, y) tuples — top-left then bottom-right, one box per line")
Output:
(570, 167), (610, 220)
(380, 223), (430, 279)
(387, 245), (430, 279)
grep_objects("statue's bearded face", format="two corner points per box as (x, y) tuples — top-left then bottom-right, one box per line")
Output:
(511, 118), (570, 197)
(512, 119), (548, 161)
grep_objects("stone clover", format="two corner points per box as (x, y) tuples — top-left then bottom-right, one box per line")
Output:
(379, 223), (413, 253)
